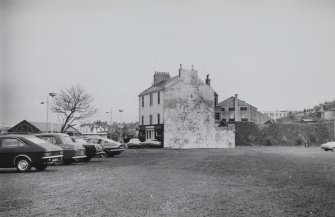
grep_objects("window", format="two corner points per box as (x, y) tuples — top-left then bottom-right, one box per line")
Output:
(241, 118), (248, 122)
(229, 107), (235, 111)
(142, 96), (144, 107)
(150, 94), (153, 106)
(157, 113), (160, 124)
(39, 136), (57, 144)
(141, 116), (144, 125)
(215, 113), (220, 120)
(240, 107), (247, 111)
(149, 115), (153, 125)
(158, 92), (160, 104)
(88, 138), (99, 144)
(228, 118), (235, 123)
(221, 108), (225, 112)
(1, 138), (27, 147)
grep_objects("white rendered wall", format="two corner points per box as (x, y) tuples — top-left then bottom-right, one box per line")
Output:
(139, 91), (164, 125)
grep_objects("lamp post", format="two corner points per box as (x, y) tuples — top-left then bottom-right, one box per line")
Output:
(49, 92), (57, 133)
(119, 109), (123, 143)
(106, 107), (112, 125)
(106, 107), (112, 139)
(40, 98), (49, 132)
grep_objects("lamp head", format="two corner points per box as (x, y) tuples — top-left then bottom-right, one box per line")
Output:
(49, 93), (56, 97)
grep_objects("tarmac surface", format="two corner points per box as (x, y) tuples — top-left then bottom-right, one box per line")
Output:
(1, 147), (335, 217)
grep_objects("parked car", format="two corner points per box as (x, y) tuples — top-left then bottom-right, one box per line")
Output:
(127, 138), (142, 148)
(71, 136), (104, 161)
(0, 134), (63, 172)
(36, 133), (86, 164)
(141, 139), (162, 148)
(85, 137), (126, 157)
(320, 142), (335, 151)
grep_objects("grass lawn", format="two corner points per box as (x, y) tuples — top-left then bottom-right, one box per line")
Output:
(1, 147), (335, 217)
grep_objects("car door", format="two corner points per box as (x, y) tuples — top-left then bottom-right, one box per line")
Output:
(0, 138), (29, 167)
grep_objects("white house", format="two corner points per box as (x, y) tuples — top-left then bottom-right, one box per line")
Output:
(138, 65), (235, 149)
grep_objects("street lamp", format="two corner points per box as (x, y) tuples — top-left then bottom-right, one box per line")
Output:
(118, 109), (124, 143)
(49, 93), (56, 133)
(106, 107), (112, 125)
(106, 107), (112, 139)
(119, 109), (123, 123)
(40, 99), (49, 132)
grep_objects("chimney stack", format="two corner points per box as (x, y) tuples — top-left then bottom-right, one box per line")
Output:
(234, 94), (240, 122)
(205, 74), (211, 86)
(179, 64), (182, 76)
(153, 72), (170, 85)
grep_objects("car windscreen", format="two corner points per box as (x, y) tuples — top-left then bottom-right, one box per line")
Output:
(25, 137), (49, 144)
(74, 138), (86, 144)
(62, 135), (74, 144)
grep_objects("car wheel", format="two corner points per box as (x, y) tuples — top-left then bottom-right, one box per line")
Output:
(106, 152), (115, 157)
(332, 148), (335, 152)
(15, 157), (32, 172)
(35, 164), (48, 171)
(83, 157), (91, 162)
(63, 159), (73, 164)
(325, 149), (328, 151)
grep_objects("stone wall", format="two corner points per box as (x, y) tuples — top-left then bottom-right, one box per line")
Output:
(163, 69), (235, 149)
(235, 122), (334, 146)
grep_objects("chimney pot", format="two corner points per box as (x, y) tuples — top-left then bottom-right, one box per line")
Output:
(205, 74), (211, 86)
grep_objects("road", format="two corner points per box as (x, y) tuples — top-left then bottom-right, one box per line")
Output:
(1, 147), (335, 217)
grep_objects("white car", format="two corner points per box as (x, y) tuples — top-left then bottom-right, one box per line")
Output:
(142, 139), (162, 148)
(85, 137), (127, 157)
(320, 142), (335, 151)
(127, 139), (142, 148)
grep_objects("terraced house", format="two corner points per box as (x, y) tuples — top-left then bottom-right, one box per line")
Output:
(138, 65), (235, 149)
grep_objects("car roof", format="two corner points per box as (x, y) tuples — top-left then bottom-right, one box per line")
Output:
(35, 133), (69, 136)
(0, 134), (37, 138)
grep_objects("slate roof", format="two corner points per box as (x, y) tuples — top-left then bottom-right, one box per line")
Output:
(30, 122), (62, 132)
(218, 96), (257, 109)
(138, 76), (179, 96)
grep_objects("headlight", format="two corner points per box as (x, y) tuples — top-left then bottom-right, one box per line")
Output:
(43, 152), (52, 157)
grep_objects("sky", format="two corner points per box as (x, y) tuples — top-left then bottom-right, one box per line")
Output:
(1, 0), (335, 127)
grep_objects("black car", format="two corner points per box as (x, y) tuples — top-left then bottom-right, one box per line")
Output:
(0, 134), (63, 172)
(35, 133), (86, 164)
(71, 137), (104, 161)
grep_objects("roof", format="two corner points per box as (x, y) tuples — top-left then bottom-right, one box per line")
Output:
(218, 96), (257, 109)
(138, 76), (179, 96)
(8, 120), (79, 133)
(30, 122), (62, 132)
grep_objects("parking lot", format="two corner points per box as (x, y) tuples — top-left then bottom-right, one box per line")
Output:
(1, 147), (335, 217)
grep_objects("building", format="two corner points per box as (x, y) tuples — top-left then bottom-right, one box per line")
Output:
(314, 100), (335, 120)
(7, 120), (79, 134)
(138, 65), (235, 149)
(260, 110), (290, 120)
(215, 94), (271, 125)
(78, 121), (108, 138)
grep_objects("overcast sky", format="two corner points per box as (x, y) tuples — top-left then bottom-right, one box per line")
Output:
(1, 0), (335, 127)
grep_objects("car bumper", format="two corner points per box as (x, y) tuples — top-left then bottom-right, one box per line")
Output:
(72, 155), (87, 159)
(41, 155), (63, 163)
(104, 148), (126, 153)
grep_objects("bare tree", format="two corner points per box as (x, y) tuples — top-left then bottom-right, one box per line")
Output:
(51, 85), (98, 133)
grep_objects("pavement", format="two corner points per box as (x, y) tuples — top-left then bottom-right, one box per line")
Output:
(1, 147), (335, 217)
